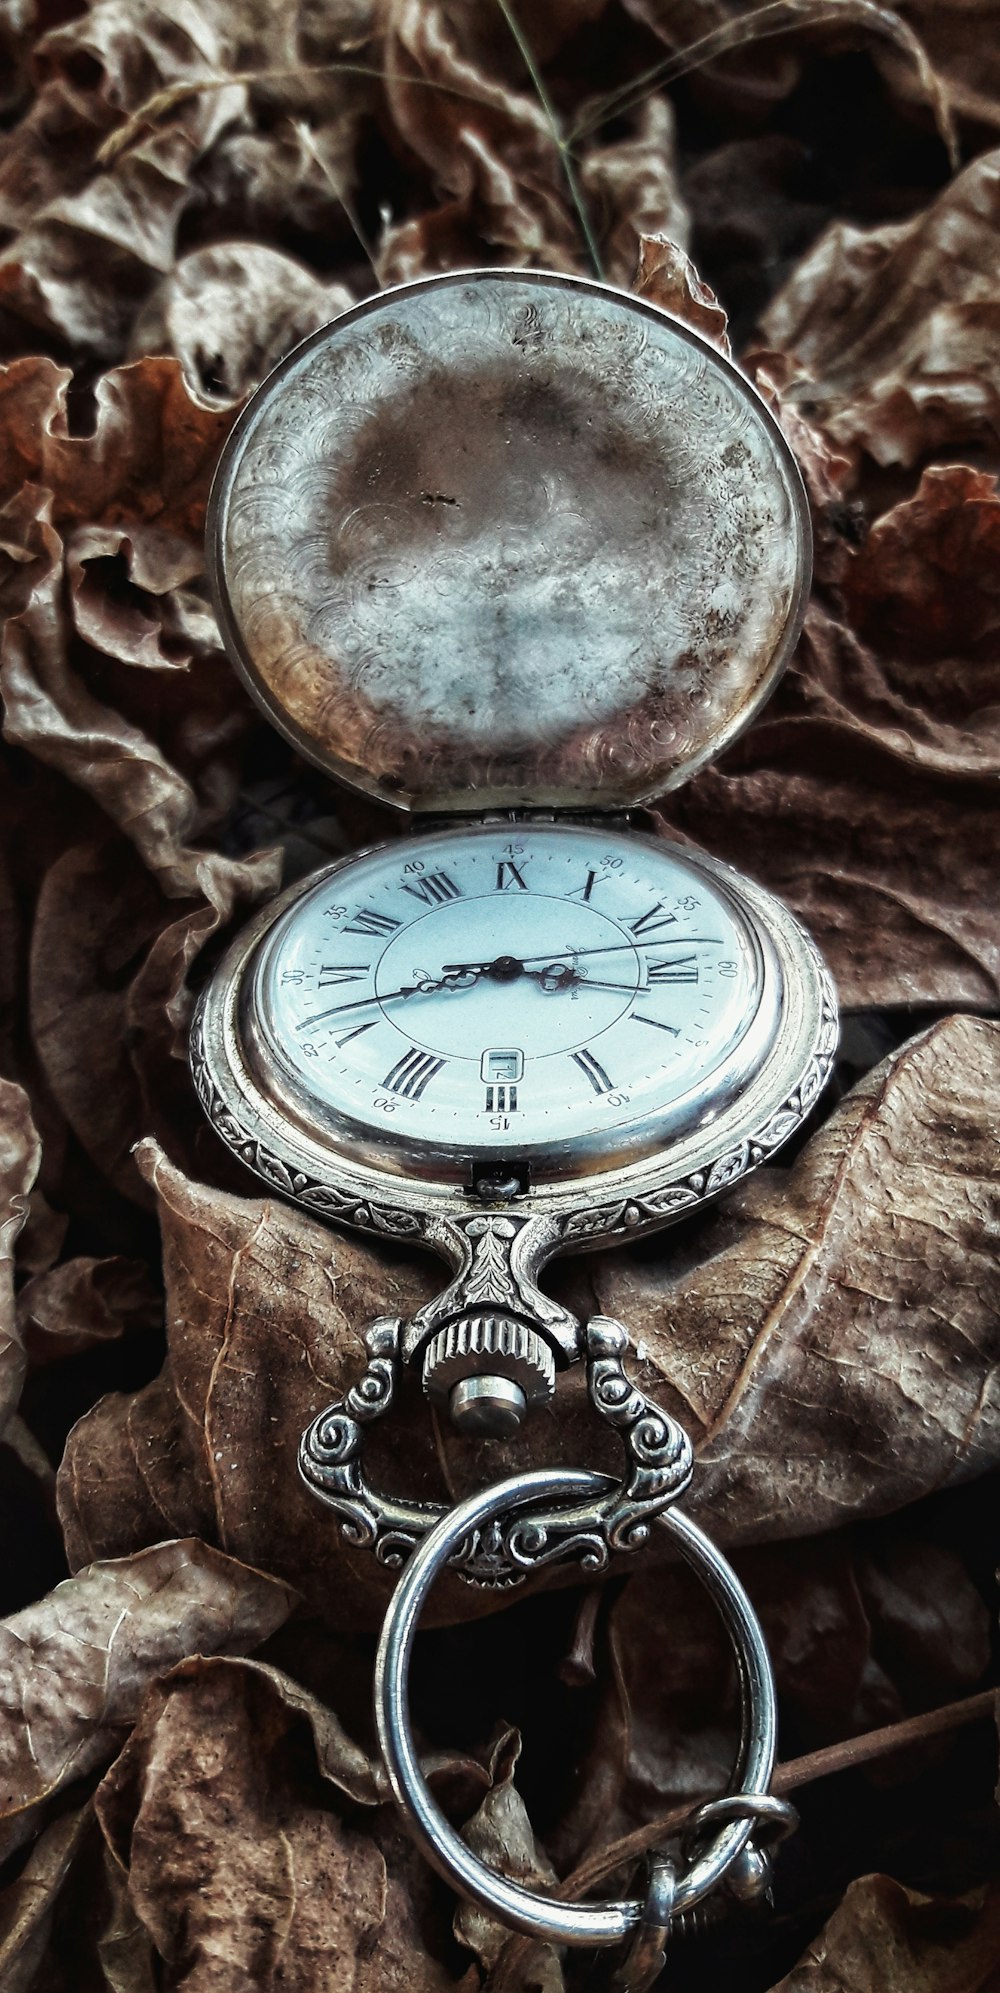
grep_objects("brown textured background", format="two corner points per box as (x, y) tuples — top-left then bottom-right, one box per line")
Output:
(0, 4), (999, 1989)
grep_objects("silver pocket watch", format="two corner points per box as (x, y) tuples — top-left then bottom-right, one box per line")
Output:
(191, 269), (838, 1982)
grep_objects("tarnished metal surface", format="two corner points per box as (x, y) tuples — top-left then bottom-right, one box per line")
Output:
(208, 270), (811, 812)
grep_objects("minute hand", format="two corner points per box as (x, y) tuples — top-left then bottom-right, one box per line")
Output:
(297, 983), (441, 1031)
(441, 940), (720, 973)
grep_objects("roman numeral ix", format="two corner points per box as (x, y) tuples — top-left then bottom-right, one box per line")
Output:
(495, 860), (528, 891)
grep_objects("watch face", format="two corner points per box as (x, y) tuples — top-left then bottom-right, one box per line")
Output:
(238, 822), (775, 1183)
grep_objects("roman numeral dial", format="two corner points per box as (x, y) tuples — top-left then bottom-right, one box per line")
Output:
(254, 821), (759, 1164)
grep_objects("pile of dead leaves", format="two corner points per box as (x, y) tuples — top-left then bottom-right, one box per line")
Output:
(0, 2), (998, 1988)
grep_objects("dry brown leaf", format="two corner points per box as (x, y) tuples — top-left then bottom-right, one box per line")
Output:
(0, 1807), (93, 1993)
(554, 1522), (991, 1871)
(577, 96), (689, 283)
(0, 125), (230, 362)
(874, 0), (1000, 131)
(30, 837), (279, 1205)
(0, 1800), (160, 1993)
(0, 0), (241, 236)
(842, 466), (1000, 753)
(57, 1139), (442, 1625)
(665, 741), (1000, 1009)
(0, 1538), (296, 1865)
(30, 841), (191, 1204)
(588, 1014), (1000, 1546)
(0, 379), (280, 1004)
(768, 1872), (1000, 1990)
(0, 1076), (41, 1439)
(130, 244), (354, 405)
(762, 148), (1000, 470)
(633, 230), (730, 352)
(665, 458), (1000, 1006)
(64, 521), (211, 671)
(2, 494), (212, 893)
(92, 1656), (457, 1993)
(0, 354), (232, 534)
(616, 0), (957, 162)
(18, 1254), (160, 1365)
(58, 1366), (215, 1561)
(378, 0), (593, 282)
(71, 0), (377, 252)
(455, 1729), (562, 1979)
(2, 511), (279, 903)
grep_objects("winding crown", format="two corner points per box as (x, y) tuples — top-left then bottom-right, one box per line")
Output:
(422, 1313), (556, 1436)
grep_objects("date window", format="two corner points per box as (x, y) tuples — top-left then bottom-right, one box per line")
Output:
(481, 1049), (524, 1084)
(481, 1048), (523, 1114)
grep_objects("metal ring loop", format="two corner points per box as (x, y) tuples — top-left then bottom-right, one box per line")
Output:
(374, 1466), (777, 1950)
(611, 1854), (676, 1992)
(682, 1791), (799, 1856)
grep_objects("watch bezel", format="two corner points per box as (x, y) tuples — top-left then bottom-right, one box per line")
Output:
(190, 828), (838, 1252)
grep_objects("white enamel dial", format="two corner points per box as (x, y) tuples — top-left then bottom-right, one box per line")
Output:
(243, 822), (772, 1177)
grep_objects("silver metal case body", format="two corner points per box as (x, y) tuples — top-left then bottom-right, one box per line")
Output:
(192, 826), (836, 1251)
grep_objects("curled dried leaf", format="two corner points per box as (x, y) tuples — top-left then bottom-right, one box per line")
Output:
(379, 0), (587, 281)
(667, 455), (1000, 1007)
(93, 1655), (457, 1992)
(0, 354), (233, 534)
(65, 522), (210, 671)
(30, 839), (277, 1204)
(130, 245), (354, 406)
(57, 1139), (442, 1624)
(555, 1522), (991, 1871)
(0, 1808), (93, 1993)
(588, 1016), (1000, 1545)
(18, 1254), (160, 1365)
(633, 231), (730, 353)
(0, 1077), (41, 1439)
(455, 1728), (561, 1975)
(578, 98), (689, 284)
(762, 149), (1000, 470)
(0, 126), (225, 362)
(769, 1872), (1000, 1990)
(0, 1538), (296, 1863)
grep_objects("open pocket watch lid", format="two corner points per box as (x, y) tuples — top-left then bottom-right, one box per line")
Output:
(208, 268), (811, 814)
